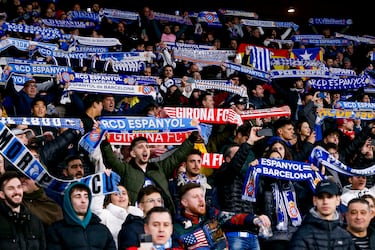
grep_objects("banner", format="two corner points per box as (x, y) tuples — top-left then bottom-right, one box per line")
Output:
(0, 122), (120, 196)
(107, 131), (191, 145)
(240, 106), (291, 120)
(308, 75), (370, 90)
(79, 117), (200, 153)
(317, 108), (375, 121)
(162, 107), (243, 126)
(0, 117), (82, 131)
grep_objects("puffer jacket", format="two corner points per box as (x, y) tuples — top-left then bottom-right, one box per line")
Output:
(214, 142), (256, 214)
(289, 208), (356, 250)
(46, 182), (116, 250)
(0, 200), (46, 250)
(117, 214), (144, 250)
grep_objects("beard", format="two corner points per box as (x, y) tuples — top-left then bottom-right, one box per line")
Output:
(4, 193), (22, 209)
(190, 205), (206, 216)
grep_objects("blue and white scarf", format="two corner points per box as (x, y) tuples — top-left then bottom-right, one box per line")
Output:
(0, 122), (120, 196)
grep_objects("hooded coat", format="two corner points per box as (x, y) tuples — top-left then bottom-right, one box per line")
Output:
(46, 182), (116, 250)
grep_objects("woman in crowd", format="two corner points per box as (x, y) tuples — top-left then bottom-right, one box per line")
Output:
(91, 184), (143, 248)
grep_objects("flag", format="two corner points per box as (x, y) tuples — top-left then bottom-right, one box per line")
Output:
(237, 43), (271, 72)
(290, 47), (323, 65)
(269, 47), (290, 70)
(182, 229), (209, 249)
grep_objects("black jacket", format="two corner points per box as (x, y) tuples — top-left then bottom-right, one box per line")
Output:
(46, 182), (116, 250)
(0, 200), (46, 250)
(117, 214), (144, 250)
(214, 142), (256, 214)
(47, 213), (116, 250)
(289, 208), (356, 250)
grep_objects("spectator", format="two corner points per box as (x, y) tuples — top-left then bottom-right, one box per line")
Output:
(61, 154), (85, 180)
(118, 185), (164, 250)
(345, 198), (375, 249)
(268, 117), (315, 161)
(256, 144), (311, 250)
(174, 183), (271, 249)
(214, 126), (265, 250)
(340, 176), (375, 214)
(46, 182), (116, 249)
(248, 81), (269, 109)
(5, 78), (55, 116)
(0, 171), (46, 249)
(91, 183), (143, 248)
(143, 206), (182, 249)
(272, 78), (306, 122)
(28, 97), (59, 140)
(289, 179), (355, 250)
(169, 149), (212, 216)
(100, 132), (199, 214)
(361, 194), (375, 228)
(20, 145), (63, 227)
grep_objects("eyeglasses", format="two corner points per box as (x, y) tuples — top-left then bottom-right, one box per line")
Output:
(27, 84), (37, 88)
(141, 198), (163, 205)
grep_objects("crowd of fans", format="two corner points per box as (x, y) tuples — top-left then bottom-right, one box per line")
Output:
(0, 1), (375, 250)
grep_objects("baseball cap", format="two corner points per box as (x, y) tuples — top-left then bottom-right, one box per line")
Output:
(315, 179), (341, 196)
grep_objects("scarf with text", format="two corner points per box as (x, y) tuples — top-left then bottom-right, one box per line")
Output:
(79, 117), (199, 154)
(317, 108), (375, 123)
(308, 75), (370, 90)
(0, 122), (119, 196)
(309, 146), (375, 177)
(242, 158), (323, 202)
(162, 107), (243, 126)
(240, 19), (299, 31)
(334, 101), (375, 110)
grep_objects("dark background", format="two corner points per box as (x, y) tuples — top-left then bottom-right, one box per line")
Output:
(61, 0), (372, 36)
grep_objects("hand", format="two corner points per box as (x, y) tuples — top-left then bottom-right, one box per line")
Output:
(247, 126), (264, 145)
(254, 214), (271, 228)
(43, 131), (55, 141)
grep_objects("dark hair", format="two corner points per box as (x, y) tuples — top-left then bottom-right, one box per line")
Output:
(0, 171), (20, 190)
(186, 149), (202, 161)
(263, 148), (282, 159)
(130, 136), (148, 150)
(323, 142), (339, 152)
(83, 94), (103, 110)
(236, 124), (251, 137)
(24, 79), (36, 88)
(295, 118), (310, 135)
(144, 206), (172, 224)
(136, 185), (162, 204)
(323, 127), (340, 138)
(69, 183), (90, 197)
(347, 197), (370, 209)
(31, 97), (47, 108)
(360, 194), (375, 205)
(223, 144), (239, 159)
(103, 185), (129, 207)
(272, 117), (294, 132)
(199, 91), (213, 106)
(267, 139), (293, 160)
(63, 154), (83, 169)
(179, 182), (201, 199)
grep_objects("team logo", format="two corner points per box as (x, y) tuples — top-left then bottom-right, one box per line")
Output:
(89, 128), (101, 142)
(141, 86), (153, 94)
(61, 72), (72, 83)
(203, 13), (216, 23)
(288, 201), (299, 218)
